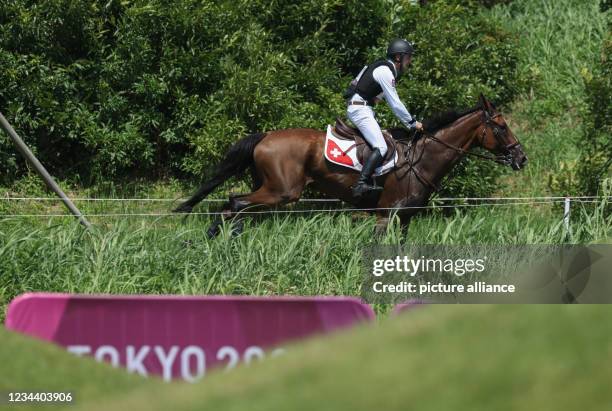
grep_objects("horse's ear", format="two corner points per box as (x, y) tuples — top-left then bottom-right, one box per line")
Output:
(479, 93), (494, 115)
(478, 93), (487, 109)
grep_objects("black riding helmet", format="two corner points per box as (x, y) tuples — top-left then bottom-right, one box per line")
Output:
(386, 38), (414, 58)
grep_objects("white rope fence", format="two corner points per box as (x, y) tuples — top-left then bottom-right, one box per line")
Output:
(0, 195), (608, 202)
(0, 196), (334, 202)
(0, 195), (609, 226)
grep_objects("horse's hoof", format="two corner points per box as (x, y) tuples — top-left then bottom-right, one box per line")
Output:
(374, 224), (388, 238)
(229, 197), (249, 212)
(231, 220), (244, 237)
(206, 222), (221, 239)
(351, 212), (369, 222)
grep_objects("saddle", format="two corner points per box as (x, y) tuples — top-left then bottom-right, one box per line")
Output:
(332, 117), (397, 165)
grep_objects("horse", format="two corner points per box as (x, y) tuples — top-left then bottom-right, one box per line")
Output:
(174, 94), (527, 237)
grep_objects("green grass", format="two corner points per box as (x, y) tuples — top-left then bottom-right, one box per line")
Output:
(0, 328), (154, 410)
(2, 305), (612, 411)
(488, 0), (608, 196)
(491, 0), (606, 111)
(1, 198), (610, 322)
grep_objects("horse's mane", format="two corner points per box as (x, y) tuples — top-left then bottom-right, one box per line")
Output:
(422, 103), (483, 133)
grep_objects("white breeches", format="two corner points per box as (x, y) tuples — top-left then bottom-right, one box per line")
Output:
(346, 105), (387, 156)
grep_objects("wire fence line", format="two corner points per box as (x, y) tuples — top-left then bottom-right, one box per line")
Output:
(1, 195), (610, 202)
(0, 198), (608, 218)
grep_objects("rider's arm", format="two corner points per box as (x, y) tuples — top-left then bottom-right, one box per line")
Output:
(373, 66), (417, 130)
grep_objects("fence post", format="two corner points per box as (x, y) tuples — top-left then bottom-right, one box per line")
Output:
(563, 197), (571, 232)
(0, 112), (92, 229)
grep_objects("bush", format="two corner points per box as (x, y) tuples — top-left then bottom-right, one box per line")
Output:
(425, 0), (515, 10)
(0, 0), (364, 181)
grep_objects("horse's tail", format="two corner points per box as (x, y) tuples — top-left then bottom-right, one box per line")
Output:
(173, 132), (267, 213)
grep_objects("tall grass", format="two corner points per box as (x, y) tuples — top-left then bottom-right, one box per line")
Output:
(491, 0), (607, 111)
(488, 0), (608, 196)
(1, 197), (610, 321)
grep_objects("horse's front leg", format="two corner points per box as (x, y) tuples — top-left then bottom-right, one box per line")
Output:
(399, 210), (414, 229)
(398, 212), (413, 241)
(375, 211), (412, 238)
(375, 191), (405, 238)
(374, 212), (390, 237)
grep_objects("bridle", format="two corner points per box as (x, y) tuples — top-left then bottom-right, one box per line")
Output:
(480, 110), (521, 164)
(393, 107), (521, 191)
(422, 108), (519, 166)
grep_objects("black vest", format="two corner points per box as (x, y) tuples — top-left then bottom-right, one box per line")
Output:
(353, 60), (396, 104)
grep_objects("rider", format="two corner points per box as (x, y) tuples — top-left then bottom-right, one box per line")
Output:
(345, 38), (423, 197)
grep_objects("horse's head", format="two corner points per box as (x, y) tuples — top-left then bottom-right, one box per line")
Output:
(476, 94), (527, 170)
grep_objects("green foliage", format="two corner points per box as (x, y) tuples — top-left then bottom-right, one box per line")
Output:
(549, 25), (611, 196)
(376, 1), (522, 198)
(428, 0), (515, 12)
(387, 1), (521, 115)
(0, 0), (521, 198)
(0, 0), (366, 181)
(490, 0), (607, 116)
(577, 33), (612, 195)
(437, 156), (504, 199)
(485, 0), (607, 199)
(1, 190), (609, 321)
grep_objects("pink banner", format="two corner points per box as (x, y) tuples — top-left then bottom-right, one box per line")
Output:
(6, 293), (374, 381)
(391, 300), (428, 315)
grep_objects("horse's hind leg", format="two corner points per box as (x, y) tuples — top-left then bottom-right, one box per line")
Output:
(250, 166), (263, 191)
(233, 184), (305, 232)
(206, 186), (302, 238)
(231, 185), (303, 212)
(208, 134), (309, 237)
(206, 201), (231, 239)
(207, 218), (223, 239)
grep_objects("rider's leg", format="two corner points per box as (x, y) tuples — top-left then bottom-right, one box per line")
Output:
(353, 148), (384, 197)
(347, 105), (387, 196)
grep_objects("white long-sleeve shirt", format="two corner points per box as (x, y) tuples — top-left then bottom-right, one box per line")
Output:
(352, 61), (416, 129)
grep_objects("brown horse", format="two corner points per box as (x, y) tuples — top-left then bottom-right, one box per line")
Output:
(174, 94), (527, 237)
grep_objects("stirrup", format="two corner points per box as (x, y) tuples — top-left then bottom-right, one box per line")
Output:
(352, 181), (383, 197)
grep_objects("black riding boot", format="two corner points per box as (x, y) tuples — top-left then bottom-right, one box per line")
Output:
(352, 148), (384, 197)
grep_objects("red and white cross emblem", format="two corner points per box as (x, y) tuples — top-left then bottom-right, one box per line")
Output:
(326, 139), (354, 166)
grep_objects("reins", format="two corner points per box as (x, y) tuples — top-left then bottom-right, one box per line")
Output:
(420, 112), (515, 166)
(393, 109), (517, 191)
